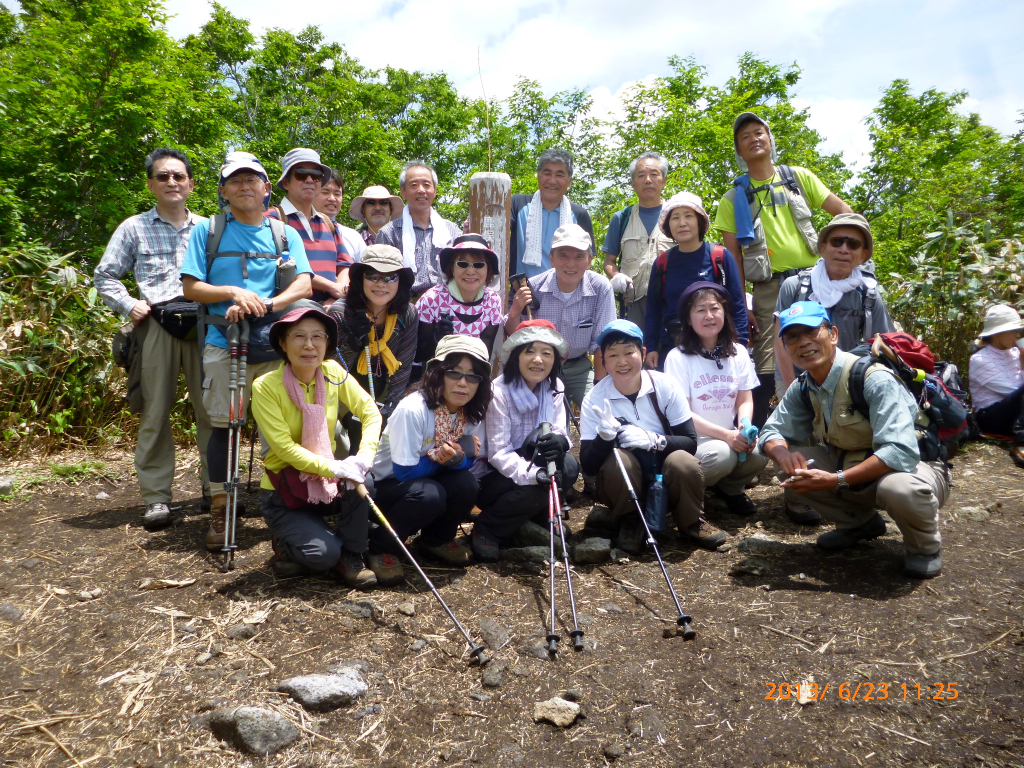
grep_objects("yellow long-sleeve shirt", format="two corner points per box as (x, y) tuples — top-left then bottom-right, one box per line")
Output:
(251, 359), (382, 491)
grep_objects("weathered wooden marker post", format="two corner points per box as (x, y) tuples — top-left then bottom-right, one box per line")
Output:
(468, 172), (512, 311)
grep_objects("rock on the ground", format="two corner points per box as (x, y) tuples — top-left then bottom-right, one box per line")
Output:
(521, 639), (552, 660)
(225, 623), (257, 640)
(958, 506), (990, 522)
(603, 743), (625, 760)
(533, 697), (581, 727)
(730, 558), (769, 577)
(208, 706), (299, 755)
(328, 599), (379, 619)
(396, 602), (415, 616)
(95, 491), (111, 500)
(500, 546), (549, 564)
(478, 617), (510, 650)
(584, 504), (616, 530)
(735, 533), (780, 554)
(601, 603), (623, 614)
(0, 476), (14, 496)
(562, 689), (582, 702)
(508, 520), (551, 548)
(274, 669), (367, 712)
(572, 537), (612, 565)
(628, 707), (666, 740)
(481, 660), (507, 688)
(410, 639), (427, 651)
(0, 602), (23, 623)
(327, 660), (369, 674)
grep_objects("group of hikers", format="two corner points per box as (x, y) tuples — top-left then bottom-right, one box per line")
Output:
(94, 111), (1024, 592)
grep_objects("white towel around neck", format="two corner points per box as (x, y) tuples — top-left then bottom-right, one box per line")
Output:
(809, 258), (877, 309)
(401, 205), (452, 270)
(523, 191), (572, 267)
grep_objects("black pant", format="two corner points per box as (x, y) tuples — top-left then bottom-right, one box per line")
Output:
(475, 455), (580, 542)
(369, 469), (479, 554)
(975, 383), (1024, 442)
(751, 373), (775, 429)
(261, 488), (370, 571)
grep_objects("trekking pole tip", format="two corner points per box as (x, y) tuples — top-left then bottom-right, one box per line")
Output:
(677, 615), (696, 640)
(469, 645), (488, 666)
(570, 629), (585, 651)
(546, 634), (560, 657)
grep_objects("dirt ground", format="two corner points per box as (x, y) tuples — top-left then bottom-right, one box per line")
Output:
(0, 439), (1022, 768)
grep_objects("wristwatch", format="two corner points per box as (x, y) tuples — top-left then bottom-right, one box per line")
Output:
(836, 469), (849, 491)
(265, 299), (274, 314)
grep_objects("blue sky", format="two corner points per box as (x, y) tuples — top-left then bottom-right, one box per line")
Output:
(160, 0), (1021, 171)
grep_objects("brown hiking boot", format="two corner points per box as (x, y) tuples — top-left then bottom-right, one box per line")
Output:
(367, 553), (405, 586)
(333, 553), (377, 590)
(614, 515), (647, 555)
(206, 495), (227, 552)
(418, 539), (472, 566)
(685, 518), (727, 550)
(269, 538), (308, 578)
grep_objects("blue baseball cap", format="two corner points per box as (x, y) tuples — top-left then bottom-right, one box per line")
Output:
(777, 301), (831, 337)
(596, 319), (644, 349)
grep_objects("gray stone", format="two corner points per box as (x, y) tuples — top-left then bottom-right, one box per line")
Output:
(512, 665), (530, 677)
(629, 707), (666, 740)
(196, 697), (229, 712)
(572, 537), (612, 565)
(20, 558), (41, 570)
(584, 504), (616, 530)
(327, 659), (369, 674)
(208, 706), (299, 755)
(478, 617), (510, 650)
(329, 599), (379, 619)
(521, 640), (551, 660)
(958, 506), (990, 522)
(604, 743), (625, 760)
(563, 689), (582, 702)
(274, 669), (367, 712)
(735, 533), (780, 554)
(508, 520), (551, 548)
(0, 602), (23, 623)
(601, 603), (623, 614)
(410, 639), (427, 651)
(396, 602), (415, 617)
(225, 623), (256, 641)
(0, 476), (14, 496)
(533, 697), (581, 727)
(470, 693), (491, 702)
(500, 546), (549, 565)
(481, 660), (507, 688)
(354, 704), (381, 719)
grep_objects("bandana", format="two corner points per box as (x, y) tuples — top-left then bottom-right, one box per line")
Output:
(522, 191), (572, 267)
(281, 364), (338, 505)
(809, 258), (877, 309)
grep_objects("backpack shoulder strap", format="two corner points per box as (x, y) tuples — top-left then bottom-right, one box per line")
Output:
(848, 358), (893, 420)
(655, 249), (671, 296)
(797, 371), (813, 413)
(206, 213), (226, 263)
(645, 371), (673, 435)
(861, 283), (877, 339)
(709, 244), (726, 286)
(796, 270), (813, 302)
(777, 165), (803, 196)
(267, 216), (289, 258)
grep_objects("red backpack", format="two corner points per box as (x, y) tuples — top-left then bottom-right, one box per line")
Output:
(654, 244), (727, 295)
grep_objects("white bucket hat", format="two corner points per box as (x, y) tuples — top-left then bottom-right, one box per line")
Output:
(980, 304), (1024, 338)
(658, 191), (710, 235)
(349, 185), (404, 225)
(500, 319), (569, 363)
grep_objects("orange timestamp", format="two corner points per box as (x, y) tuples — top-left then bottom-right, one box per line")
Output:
(765, 681), (960, 702)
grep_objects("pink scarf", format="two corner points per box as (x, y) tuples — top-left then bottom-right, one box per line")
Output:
(282, 364), (338, 505)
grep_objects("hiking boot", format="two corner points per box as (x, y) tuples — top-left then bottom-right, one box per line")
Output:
(206, 496), (227, 551)
(333, 553), (377, 590)
(269, 538), (308, 578)
(143, 503), (172, 531)
(201, 493), (247, 517)
(582, 473), (597, 499)
(684, 518), (727, 550)
(614, 515), (646, 555)
(418, 539), (472, 566)
(367, 553), (405, 586)
(816, 513), (887, 551)
(471, 528), (500, 562)
(1012, 445), (1024, 469)
(716, 489), (758, 517)
(785, 499), (823, 525)
(904, 550), (942, 579)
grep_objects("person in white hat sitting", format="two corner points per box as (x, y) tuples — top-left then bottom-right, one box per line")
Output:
(348, 184), (404, 249)
(969, 303), (1024, 467)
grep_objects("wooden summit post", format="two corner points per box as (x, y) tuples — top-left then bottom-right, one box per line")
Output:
(468, 172), (512, 312)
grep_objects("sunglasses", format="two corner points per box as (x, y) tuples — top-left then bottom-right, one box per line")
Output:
(444, 370), (484, 384)
(365, 199), (391, 207)
(291, 169), (323, 182)
(828, 236), (864, 250)
(153, 172), (189, 183)
(455, 260), (487, 270)
(364, 271), (399, 284)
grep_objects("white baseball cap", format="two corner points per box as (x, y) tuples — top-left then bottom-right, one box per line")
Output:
(550, 223), (592, 253)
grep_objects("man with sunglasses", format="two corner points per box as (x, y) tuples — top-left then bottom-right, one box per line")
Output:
(266, 148), (353, 306)
(95, 148), (213, 532)
(348, 185), (403, 248)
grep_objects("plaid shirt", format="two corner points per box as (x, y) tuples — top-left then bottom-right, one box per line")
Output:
(486, 377), (570, 485)
(94, 206), (202, 318)
(375, 215), (462, 295)
(513, 269), (616, 359)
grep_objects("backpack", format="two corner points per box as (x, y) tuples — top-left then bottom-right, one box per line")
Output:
(794, 270), (879, 342)
(743, 164), (806, 208)
(933, 361), (978, 446)
(653, 244), (728, 295)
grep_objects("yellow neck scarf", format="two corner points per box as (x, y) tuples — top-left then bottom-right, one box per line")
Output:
(356, 313), (400, 376)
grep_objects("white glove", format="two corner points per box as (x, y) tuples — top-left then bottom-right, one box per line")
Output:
(330, 456), (370, 485)
(591, 401), (621, 441)
(609, 272), (632, 295)
(617, 424), (667, 452)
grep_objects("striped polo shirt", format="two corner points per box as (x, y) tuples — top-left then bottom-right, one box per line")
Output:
(267, 198), (352, 301)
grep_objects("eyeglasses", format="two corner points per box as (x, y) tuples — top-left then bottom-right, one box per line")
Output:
(287, 331), (329, 346)
(455, 261), (487, 270)
(224, 174), (265, 187)
(364, 271), (399, 284)
(827, 236), (864, 250)
(292, 169), (323, 182)
(153, 171), (189, 183)
(444, 370), (484, 384)
(365, 199), (391, 207)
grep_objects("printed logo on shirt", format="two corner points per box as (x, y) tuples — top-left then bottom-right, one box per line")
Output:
(692, 373), (737, 389)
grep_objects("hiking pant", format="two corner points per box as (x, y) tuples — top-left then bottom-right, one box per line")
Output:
(261, 487), (370, 571)
(696, 439), (768, 495)
(135, 318), (211, 505)
(561, 355), (594, 413)
(974, 383), (1024, 443)
(475, 455), (580, 542)
(780, 446), (948, 555)
(369, 469), (479, 555)
(751, 277), (785, 375)
(626, 295), (647, 330)
(596, 449), (704, 531)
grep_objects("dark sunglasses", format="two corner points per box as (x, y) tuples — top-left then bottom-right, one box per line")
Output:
(444, 370), (484, 384)
(365, 199), (391, 207)
(292, 169), (324, 182)
(153, 172), (189, 183)
(364, 271), (399, 284)
(455, 260), (487, 270)
(828, 235), (864, 250)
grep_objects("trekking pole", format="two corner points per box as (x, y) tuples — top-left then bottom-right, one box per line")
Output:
(355, 484), (487, 666)
(541, 424), (584, 651)
(611, 447), (696, 640)
(247, 417), (257, 492)
(221, 322), (240, 572)
(544, 446), (560, 657)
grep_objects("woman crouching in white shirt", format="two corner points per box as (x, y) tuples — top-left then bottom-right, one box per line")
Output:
(664, 282), (767, 515)
(473, 320), (579, 561)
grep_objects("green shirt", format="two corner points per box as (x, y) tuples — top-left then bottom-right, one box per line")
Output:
(714, 166), (831, 273)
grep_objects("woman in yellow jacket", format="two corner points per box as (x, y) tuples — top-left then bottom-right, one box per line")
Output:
(251, 306), (386, 589)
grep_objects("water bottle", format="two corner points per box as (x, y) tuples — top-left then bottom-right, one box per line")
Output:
(645, 473), (668, 533)
(738, 417), (759, 463)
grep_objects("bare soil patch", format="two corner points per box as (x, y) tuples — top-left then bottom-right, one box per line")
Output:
(0, 441), (1022, 767)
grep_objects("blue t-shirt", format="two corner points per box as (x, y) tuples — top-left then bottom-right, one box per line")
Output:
(514, 204), (582, 278)
(181, 216), (311, 348)
(601, 204), (663, 256)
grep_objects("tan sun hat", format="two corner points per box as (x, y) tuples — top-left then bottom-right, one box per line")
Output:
(817, 212), (873, 254)
(429, 334), (490, 365)
(349, 185), (403, 225)
(979, 303), (1024, 338)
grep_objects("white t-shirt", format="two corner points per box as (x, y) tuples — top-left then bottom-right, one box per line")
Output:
(336, 222), (366, 262)
(579, 370), (692, 440)
(663, 345), (758, 433)
(371, 391), (488, 481)
(969, 343), (1023, 411)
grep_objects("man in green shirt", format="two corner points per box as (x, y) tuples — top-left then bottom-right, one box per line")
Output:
(715, 112), (851, 425)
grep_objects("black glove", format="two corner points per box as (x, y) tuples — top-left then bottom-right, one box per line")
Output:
(456, 434), (479, 459)
(434, 313), (455, 342)
(536, 466), (561, 486)
(438, 447), (466, 467)
(535, 432), (569, 464)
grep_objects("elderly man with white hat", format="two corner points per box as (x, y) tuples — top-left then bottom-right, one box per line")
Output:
(970, 303), (1024, 467)
(506, 223), (615, 410)
(349, 184), (403, 248)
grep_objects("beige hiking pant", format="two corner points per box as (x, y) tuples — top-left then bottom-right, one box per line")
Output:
(696, 439), (768, 495)
(781, 445), (949, 555)
(751, 278), (783, 375)
(597, 448), (705, 531)
(135, 318), (211, 505)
